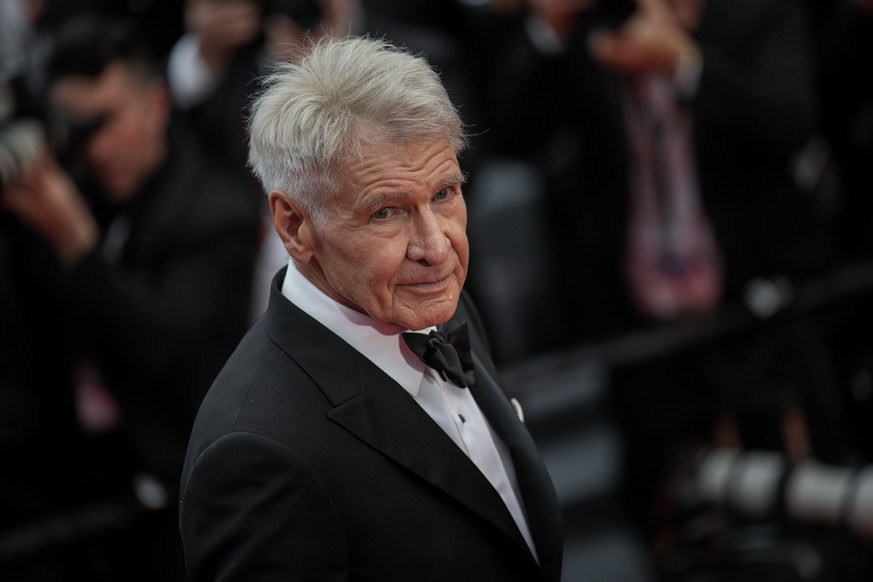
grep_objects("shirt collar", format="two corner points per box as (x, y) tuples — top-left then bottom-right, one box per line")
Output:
(280, 260), (432, 396)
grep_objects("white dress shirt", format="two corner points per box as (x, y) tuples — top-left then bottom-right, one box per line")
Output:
(281, 261), (537, 559)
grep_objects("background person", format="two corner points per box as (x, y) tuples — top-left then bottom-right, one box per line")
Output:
(0, 14), (261, 580)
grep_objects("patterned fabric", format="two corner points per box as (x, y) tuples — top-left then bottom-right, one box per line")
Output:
(623, 73), (723, 321)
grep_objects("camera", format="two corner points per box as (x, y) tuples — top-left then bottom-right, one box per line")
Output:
(680, 447), (873, 542)
(0, 69), (63, 191)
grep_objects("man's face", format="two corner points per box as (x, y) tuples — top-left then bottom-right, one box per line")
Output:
(295, 137), (469, 330)
(50, 62), (168, 203)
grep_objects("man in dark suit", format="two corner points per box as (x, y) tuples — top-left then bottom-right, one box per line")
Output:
(179, 36), (563, 581)
(1, 15), (260, 580)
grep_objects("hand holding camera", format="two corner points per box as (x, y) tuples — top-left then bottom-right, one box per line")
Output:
(587, 0), (703, 77)
(1, 147), (98, 266)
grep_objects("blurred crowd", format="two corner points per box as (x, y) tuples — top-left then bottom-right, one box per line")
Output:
(1, 0), (872, 580)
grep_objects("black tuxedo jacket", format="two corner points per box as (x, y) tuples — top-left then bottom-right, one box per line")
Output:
(180, 269), (563, 581)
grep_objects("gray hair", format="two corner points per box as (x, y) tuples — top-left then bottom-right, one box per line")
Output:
(247, 35), (468, 224)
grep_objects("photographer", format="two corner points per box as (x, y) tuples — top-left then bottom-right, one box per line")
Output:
(1, 14), (260, 580)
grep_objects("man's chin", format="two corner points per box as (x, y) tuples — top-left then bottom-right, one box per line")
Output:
(394, 296), (460, 331)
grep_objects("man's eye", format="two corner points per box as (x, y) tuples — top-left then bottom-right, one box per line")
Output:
(372, 207), (392, 220)
(434, 188), (453, 201)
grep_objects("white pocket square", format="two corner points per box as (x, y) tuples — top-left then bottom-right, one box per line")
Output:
(510, 398), (525, 423)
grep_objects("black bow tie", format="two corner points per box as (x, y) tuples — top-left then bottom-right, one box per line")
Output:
(403, 322), (475, 388)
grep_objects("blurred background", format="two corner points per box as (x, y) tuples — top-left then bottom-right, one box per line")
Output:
(2, 0), (873, 580)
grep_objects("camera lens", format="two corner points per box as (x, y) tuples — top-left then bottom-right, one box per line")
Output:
(0, 119), (46, 189)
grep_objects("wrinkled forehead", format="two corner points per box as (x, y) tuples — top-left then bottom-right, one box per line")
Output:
(316, 137), (460, 218)
(341, 137), (459, 187)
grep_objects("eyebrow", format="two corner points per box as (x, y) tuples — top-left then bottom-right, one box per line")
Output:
(362, 173), (468, 211)
(361, 193), (405, 212)
(442, 172), (468, 188)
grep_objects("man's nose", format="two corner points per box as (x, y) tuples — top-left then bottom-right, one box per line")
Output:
(408, 210), (449, 264)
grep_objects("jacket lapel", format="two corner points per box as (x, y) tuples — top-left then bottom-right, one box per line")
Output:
(450, 294), (564, 582)
(326, 366), (527, 552)
(468, 352), (564, 582)
(264, 271), (528, 552)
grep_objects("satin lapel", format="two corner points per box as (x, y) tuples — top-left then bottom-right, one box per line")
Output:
(263, 272), (524, 547)
(327, 366), (526, 550)
(469, 351), (565, 582)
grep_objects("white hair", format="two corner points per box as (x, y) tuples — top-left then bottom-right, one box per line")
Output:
(247, 35), (468, 224)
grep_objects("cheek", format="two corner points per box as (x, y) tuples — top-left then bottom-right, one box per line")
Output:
(90, 123), (132, 168)
(454, 225), (469, 260)
(328, 237), (403, 299)
(85, 127), (115, 160)
(367, 241), (409, 290)
(449, 219), (470, 272)
(131, 118), (158, 155)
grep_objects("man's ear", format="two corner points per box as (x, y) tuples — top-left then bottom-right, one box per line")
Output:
(269, 190), (314, 263)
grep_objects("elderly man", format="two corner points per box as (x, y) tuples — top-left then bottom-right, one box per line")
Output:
(178, 36), (563, 581)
